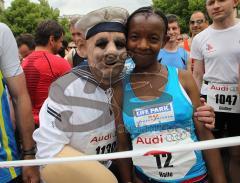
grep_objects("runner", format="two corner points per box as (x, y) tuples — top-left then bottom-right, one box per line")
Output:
(22, 20), (71, 127)
(16, 33), (36, 62)
(113, 6), (226, 183)
(191, 0), (240, 182)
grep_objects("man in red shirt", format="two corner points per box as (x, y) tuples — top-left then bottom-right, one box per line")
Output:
(22, 20), (71, 127)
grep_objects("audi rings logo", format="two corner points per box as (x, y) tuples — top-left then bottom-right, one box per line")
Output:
(164, 131), (189, 142)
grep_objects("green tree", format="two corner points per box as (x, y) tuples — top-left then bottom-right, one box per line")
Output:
(188, 0), (206, 13)
(237, 5), (240, 18)
(153, 0), (206, 33)
(59, 17), (71, 42)
(0, 0), (69, 37)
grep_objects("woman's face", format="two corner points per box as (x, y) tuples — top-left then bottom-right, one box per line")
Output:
(127, 14), (165, 68)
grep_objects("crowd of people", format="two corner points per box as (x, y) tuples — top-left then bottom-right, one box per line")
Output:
(0, 0), (239, 182)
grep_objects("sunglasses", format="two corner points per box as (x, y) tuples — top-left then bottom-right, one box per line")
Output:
(71, 32), (81, 36)
(190, 19), (205, 25)
(68, 46), (77, 49)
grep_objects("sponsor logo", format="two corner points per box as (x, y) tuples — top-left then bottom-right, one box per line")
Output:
(135, 104), (171, 117)
(136, 135), (163, 144)
(210, 84), (238, 92)
(206, 43), (214, 52)
(90, 132), (116, 143)
(165, 131), (188, 142)
(135, 130), (190, 145)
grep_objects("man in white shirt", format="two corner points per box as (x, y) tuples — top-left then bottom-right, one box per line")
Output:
(191, 0), (240, 182)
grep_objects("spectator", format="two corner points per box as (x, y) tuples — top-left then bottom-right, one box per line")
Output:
(182, 11), (209, 52)
(22, 20), (71, 127)
(16, 33), (36, 62)
(182, 11), (209, 72)
(67, 41), (76, 52)
(64, 17), (86, 67)
(157, 14), (190, 71)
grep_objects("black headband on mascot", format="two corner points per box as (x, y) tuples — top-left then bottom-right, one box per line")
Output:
(86, 22), (126, 40)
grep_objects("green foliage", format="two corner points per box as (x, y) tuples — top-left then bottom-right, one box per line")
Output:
(237, 5), (240, 18)
(58, 17), (71, 42)
(153, 0), (206, 34)
(0, 0), (69, 38)
(188, 0), (206, 13)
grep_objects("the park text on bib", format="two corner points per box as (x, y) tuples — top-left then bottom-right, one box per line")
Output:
(133, 103), (175, 127)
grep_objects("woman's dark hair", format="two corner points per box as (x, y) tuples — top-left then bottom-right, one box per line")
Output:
(126, 6), (168, 36)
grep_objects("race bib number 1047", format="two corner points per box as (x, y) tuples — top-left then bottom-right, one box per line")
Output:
(207, 83), (240, 113)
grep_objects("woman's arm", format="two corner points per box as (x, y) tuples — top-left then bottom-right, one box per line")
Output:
(179, 70), (227, 183)
(112, 83), (133, 183)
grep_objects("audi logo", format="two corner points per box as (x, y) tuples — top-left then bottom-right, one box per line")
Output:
(164, 132), (189, 142)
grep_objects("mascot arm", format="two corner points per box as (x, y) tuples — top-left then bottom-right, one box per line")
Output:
(41, 145), (118, 183)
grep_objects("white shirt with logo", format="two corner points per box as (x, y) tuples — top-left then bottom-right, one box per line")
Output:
(191, 22), (240, 85)
(190, 22), (240, 112)
(33, 75), (116, 167)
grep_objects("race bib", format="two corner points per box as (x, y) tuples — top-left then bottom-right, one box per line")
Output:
(207, 83), (240, 113)
(86, 130), (116, 167)
(132, 128), (196, 181)
(133, 103), (175, 127)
